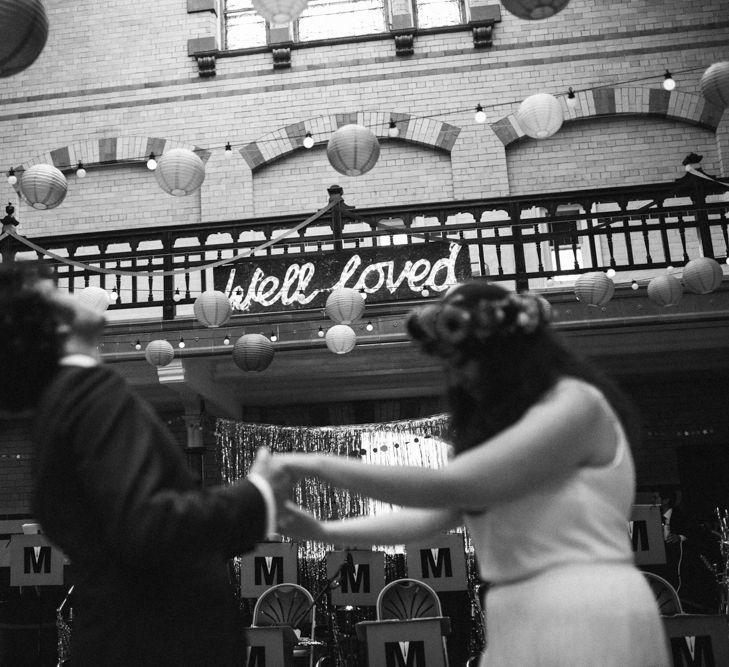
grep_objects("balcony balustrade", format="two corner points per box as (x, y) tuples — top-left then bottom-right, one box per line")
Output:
(1, 178), (727, 327)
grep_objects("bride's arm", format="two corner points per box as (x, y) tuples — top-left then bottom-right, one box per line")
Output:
(279, 502), (461, 548)
(276, 380), (608, 512)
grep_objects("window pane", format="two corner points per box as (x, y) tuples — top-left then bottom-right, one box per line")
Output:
(415, 0), (461, 29)
(297, 0), (386, 41)
(226, 0), (267, 49)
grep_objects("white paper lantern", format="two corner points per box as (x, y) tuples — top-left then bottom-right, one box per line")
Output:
(682, 257), (723, 294)
(251, 0), (309, 23)
(327, 125), (380, 177)
(700, 62), (729, 109)
(325, 288), (365, 324)
(77, 286), (112, 312)
(145, 340), (175, 367)
(516, 93), (564, 139)
(325, 324), (356, 354)
(233, 334), (275, 372)
(19, 164), (68, 210)
(0, 0), (49, 77)
(501, 0), (570, 20)
(574, 272), (614, 307)
(193, 290), (232, 328)
(154, 148), (206, 196)
(647, 274), (682, 307)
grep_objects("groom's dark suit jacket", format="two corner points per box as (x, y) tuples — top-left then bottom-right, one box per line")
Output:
(32, 365), (266, 667)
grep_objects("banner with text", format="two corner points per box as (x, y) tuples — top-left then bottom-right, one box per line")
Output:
(215, 242), (470, 314)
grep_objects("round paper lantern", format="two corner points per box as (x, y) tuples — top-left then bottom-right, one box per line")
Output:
(325, 324), (356, 355)
(251, 0), (309, 23)
(700, 62), (729, 109)
(77, 285), (112, 312)
(574, 272), (614, 307)
(0, 0), (49, 78)
(325, 288), (365, 324)
(193, 290), (232, 328)
(647, 274), (682, 307)
(516, 93), (564, 139)
(682, 257), (723, 294)
(145, 340), (175, 367)
(19, 164), (68, 210)
(232, 334), (274, 372)
(154, 148), (206, 196)
(501, 0), (569, 20)
(327, 125), (380, 177)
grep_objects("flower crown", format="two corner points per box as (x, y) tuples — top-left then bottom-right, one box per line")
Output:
(406, 289), (551, 361)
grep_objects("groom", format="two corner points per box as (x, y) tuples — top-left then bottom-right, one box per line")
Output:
(0, 261), (289, 667)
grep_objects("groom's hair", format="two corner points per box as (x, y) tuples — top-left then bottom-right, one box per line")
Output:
(0, 261), (63, 413)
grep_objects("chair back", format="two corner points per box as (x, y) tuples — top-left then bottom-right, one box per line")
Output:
(252, 583), (315, 630)
(377, 578), (442, 620)
(643, 571), (683, 615)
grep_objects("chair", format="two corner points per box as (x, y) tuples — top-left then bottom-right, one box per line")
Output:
(377, 578), (442, 620)
(252, 583), (317, 667)
(643, 571), (684, 616)
(376, 578), (450, 666)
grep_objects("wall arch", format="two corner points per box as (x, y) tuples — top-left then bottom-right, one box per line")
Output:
(240, 112), (461, 171)
(12, 136), (211, 173)
(491, 88), (723, 147)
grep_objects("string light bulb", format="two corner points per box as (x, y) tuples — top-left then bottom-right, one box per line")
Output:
(662, 70), (676, 91)
(7, 168), (17, 186)
(178, 336), (185, 349)
(76, 162), (86, 178)
(388, 119), (399, 138)
(606, 268), (616, 278)
(173, 288), (182, 302)
(270, 330), (278, 342)
(146, 152), (157, 170)
(134, 339), (142, 351)
(224, 142), (233, 157)
(474, 104), (487, 123)
(421, 288), (430, 297)
(110, 287), (119, 302)
(365, 321), (374, 332)
(317, 327), (324, 338)
(223, 333), (231, 345)
(303, 132), (314, 149)
(631, 280), (639, 291)
(566, 87), (577, 108)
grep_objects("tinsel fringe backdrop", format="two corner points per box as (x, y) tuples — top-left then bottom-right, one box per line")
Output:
(215, 414), (486, 656)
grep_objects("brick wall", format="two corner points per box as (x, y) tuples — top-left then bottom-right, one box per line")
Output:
(1, 0), (726, 236)
(0, 419), (35, 516)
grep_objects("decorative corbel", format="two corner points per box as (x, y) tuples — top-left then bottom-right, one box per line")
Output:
(272, 46), (292, 70)
(394, 33), (415, 57)
(466, 3), (501, 49)
(187, 36), (218, 78)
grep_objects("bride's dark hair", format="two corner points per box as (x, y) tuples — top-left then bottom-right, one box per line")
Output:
(407, 280), (640, 454)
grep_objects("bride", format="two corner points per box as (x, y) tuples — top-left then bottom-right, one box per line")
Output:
(270, 281), (669, 666)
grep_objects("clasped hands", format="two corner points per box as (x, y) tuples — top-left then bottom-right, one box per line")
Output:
(249, 447), (325, 540)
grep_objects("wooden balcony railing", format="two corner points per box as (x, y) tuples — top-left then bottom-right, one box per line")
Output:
(1, 177), (727, 322)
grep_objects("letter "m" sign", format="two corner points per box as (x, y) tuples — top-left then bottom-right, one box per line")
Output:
(10, 535), (64, 586)
(385, 641), (426, 667)
(241, 542), (298, 597)
(254, 556), (284, 586)
(405, 534), (467, 592)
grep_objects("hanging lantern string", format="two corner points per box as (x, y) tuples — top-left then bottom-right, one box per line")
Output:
(5, 65), (710, 174)
(0, 198), (339, 277)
